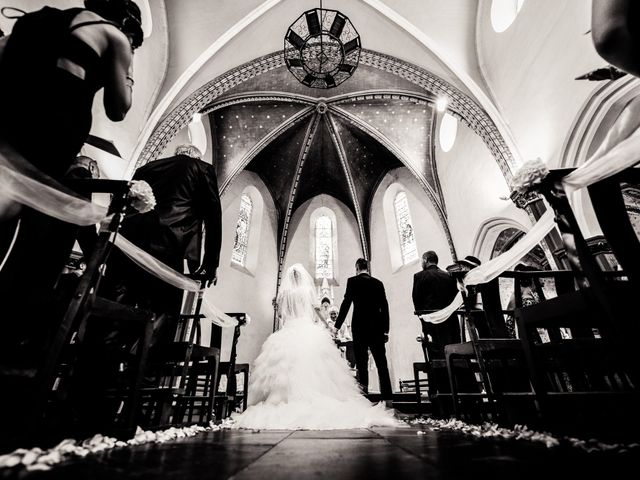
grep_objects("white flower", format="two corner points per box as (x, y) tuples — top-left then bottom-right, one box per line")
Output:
(511, 158), (550, 194)
(128, 180), (156, 214)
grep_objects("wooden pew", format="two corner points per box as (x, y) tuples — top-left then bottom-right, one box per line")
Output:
(514, 168), (639, 439)
(0, 180), (159, 448)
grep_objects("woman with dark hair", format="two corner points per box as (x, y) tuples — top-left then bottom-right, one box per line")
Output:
(0, 0), (144, 360)
(0, 0), (143, 177)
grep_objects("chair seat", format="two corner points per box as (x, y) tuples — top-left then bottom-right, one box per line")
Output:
(151, 342), (218, 363)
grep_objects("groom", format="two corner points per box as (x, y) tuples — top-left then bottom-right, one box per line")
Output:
(334, 258), (393, 400)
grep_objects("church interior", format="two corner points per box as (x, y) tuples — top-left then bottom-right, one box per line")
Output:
(0, 0), (639, 477)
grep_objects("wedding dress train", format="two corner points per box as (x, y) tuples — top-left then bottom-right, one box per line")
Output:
(233, 264), (400, 430)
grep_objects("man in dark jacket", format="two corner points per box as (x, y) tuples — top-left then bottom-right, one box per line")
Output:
(104, 144), (222, 347)
(412, 250), (460, 358)
(334, 258), (393, 400)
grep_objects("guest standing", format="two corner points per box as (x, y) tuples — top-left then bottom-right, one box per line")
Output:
(102, 145), (222, 349)
(412, 251), (460, 359)
(0, 0), (143, 358)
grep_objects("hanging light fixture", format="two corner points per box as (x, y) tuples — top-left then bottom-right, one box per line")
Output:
(284, 0), (361, 89)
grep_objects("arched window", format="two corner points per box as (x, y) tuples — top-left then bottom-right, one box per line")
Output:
(315, 215), (333, 279)
(231, 193), (252, 266)
(394, 191), (418, 264)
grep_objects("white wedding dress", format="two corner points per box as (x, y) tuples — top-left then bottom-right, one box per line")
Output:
(233, 264), (400, 430)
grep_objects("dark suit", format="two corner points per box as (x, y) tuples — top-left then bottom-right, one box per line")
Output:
(70, 155), (222, 431)
(103, 154), (222, 346)
(335, 272), (393, 399)
(412, 265), (460, 358)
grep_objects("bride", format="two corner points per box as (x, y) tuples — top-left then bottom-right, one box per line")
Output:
(233, 264), (400, 430)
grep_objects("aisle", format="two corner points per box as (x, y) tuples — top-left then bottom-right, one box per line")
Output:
(4, 425), (633, 479)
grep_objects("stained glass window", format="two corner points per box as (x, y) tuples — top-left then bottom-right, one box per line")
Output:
(315, 215), (333, 279)
(231, 194), (252, 266)
(394, 191), (418, 264)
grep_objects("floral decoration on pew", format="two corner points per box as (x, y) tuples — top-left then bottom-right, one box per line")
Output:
(511, 158), (550, 195)
(0, 419), (234, 472)
(411, 417), (640, 453)
(127, 179), (156, 214)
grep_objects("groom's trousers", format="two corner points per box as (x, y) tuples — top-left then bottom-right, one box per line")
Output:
(353, 335), (393, 400)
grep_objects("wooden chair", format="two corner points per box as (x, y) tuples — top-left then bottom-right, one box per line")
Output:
(400, 372), (429, 402)
(411, 320), (461, 418)
(4, 180), (159, 444)
(139, 285), (221, 428)
(444, 277), (535, 424)
(411, 361), (429, 405)
(214, 314), (250, 419)
(516, 285), (638, 438)
(175, 348), (222, 425)
(587, 169), (640, 295)
(514, 168), (639, 438)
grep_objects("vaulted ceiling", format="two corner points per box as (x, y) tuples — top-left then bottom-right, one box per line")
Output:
(205, 62), (447, 257)
(66, 0), (605, 263)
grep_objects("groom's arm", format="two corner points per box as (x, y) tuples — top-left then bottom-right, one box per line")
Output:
(334, 278), (353, 331)
(380, 282), (390, 335)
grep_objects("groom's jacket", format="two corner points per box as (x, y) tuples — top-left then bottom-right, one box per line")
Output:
(334, 273), (389, 338)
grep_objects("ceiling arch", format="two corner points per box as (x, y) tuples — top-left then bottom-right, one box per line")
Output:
(131, 0), (519, 176)
(133, 49), (522, 276)
(136, 50), (516, 185)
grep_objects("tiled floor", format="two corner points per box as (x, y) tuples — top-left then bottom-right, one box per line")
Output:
(2, 424), (634, 479)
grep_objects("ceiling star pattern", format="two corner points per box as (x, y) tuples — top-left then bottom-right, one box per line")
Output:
(210, 102), (308, 187)
(242, 117), (311, 233)
(332, 98), (433, 186)
(139, 49), (524, 277)
(208, 93), (443, 266)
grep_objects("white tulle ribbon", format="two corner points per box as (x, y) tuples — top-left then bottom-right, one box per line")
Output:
(423, 122), (640, 324)
(110, 235), (238, 328)
(110, 235), (200, 292)
(422, 211), (556, 324)
(201, 298), (239, 328)
(421, 292), (464, 324)
(0, 144), (237, 328)
(464, 210), (556, 286)
(0, 163), (108, 225)
(563, 127), (640, 192)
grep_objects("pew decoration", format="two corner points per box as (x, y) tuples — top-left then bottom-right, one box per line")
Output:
(510, 157), (549, 194)
(0, 148), (108, 226)
(423, 123), (640, 324)
(112, 235), (239, 328)
(0, 143), (237, 328)
(421, 209), (556, 324)
(127, 180), (156, 213)
(202, 299), (244, 328)
(111, 235), (201, 292)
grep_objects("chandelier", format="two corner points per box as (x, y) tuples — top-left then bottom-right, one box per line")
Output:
(284, 3), (361, 89)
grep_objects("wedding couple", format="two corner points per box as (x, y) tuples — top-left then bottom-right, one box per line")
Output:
(233, 259), (400, 430)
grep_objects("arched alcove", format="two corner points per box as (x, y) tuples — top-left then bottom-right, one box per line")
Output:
(491, 227), (548, 269)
